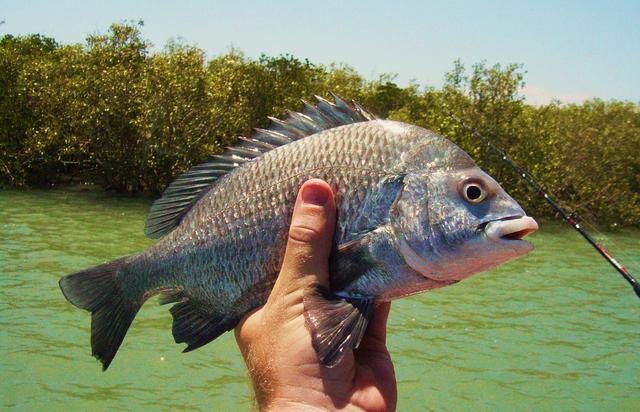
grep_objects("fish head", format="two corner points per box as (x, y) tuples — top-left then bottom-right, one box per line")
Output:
(394, 163), (538, 283)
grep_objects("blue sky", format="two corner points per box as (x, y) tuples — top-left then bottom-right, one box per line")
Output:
(1, 0), (638, 104)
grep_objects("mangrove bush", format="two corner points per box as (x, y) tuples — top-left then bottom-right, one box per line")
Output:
(1, 23), (638, 226)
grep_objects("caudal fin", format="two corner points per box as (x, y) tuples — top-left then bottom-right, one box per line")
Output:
(59, 257), (139, 371)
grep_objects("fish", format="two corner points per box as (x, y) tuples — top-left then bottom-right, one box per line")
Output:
(59, 94), (538, 370)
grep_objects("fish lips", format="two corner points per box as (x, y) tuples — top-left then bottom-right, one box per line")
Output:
(482, 215), (539, 250)
(398, 215), (538, 284)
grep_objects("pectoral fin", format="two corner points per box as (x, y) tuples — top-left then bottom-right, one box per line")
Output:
(303, 286), (375, 367)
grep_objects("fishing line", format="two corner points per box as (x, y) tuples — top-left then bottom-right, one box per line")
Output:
(448, 114), (640, 299)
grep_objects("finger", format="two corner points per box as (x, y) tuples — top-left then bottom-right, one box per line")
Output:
(274, 179), (336, 291)
(366, 302), (391, 345)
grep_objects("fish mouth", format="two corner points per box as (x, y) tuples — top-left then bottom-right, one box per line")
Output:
(483, 215), (538, 242)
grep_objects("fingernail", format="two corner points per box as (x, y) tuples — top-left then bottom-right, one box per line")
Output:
(301, 184), (328, 206)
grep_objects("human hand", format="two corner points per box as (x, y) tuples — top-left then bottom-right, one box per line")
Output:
(235, 179), (397, 411)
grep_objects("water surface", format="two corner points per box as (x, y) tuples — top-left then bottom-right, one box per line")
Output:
(1, 189), (639, 411)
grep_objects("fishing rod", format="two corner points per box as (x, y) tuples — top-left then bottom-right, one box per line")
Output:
(449, 114), (640, 299)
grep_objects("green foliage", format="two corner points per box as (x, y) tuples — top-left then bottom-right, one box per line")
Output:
(0, 33), (59, 186)
(1, 23), (639, 226)
(142, 43), (214, 192)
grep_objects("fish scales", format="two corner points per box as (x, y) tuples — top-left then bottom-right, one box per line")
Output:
(132, 121), (426, 312)
(59, 96), (538, 370)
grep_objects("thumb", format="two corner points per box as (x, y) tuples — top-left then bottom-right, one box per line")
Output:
(273, 179), (336, 293)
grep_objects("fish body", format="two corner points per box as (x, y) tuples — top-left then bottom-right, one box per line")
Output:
(60, 96), (538, 370)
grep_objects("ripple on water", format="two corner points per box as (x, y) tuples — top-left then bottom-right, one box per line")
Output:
(1, 190), (639, 411)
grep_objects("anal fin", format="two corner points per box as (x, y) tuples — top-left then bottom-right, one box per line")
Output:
(303, 287), (375, 367)
(158, 289), (187, 305)
(169, 298), (237, 352)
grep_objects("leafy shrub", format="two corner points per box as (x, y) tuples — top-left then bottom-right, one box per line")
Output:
(1, 23), (638, 226)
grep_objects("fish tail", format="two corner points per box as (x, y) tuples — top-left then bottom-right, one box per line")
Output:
(59, 256), (139, 371)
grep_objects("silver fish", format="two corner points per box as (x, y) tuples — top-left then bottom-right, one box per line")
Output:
(59, 95), (538, 370)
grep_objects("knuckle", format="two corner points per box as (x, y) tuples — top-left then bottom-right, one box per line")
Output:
(288, 204), (330, 246)
(288, 224), (322, 245)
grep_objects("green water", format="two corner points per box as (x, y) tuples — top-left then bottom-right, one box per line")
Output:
(1, 189), (639, 411)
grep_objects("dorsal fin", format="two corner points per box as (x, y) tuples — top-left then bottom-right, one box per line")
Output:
(144, 94), (378, 239)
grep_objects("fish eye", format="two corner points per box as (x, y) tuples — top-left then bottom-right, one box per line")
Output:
(462, 182), (487, 204)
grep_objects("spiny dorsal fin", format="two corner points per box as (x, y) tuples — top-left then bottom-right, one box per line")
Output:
(144, 94), (378, 239)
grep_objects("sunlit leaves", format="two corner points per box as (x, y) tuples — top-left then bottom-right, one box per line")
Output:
(1, 23), (638, 226)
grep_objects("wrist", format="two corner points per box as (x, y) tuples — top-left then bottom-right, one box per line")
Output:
(261, 399), (330, 412)
(257, 382), (339, 412)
